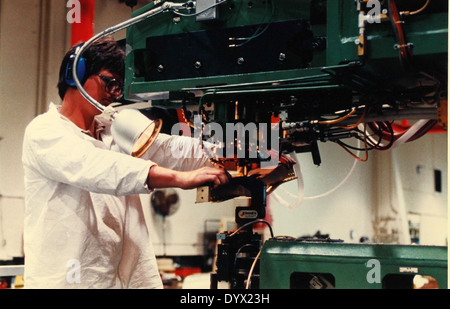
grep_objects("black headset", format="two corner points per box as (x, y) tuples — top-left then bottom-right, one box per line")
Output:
(64, 44), (87, 87)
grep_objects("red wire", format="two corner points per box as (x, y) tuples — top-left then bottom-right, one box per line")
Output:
(389, 0), (413, 67)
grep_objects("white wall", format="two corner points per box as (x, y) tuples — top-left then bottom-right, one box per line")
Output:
(269, 141), (376, 242)
(0, 0), (447, 262)
(385, 133), (447, 245)
(269, 132), (448, 245)
(0, 0), (44, 260)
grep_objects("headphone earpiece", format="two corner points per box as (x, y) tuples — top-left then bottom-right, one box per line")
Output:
(64, 51), (87, 87)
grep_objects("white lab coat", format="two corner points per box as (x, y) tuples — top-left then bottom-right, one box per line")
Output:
(22, 103), (212, 289)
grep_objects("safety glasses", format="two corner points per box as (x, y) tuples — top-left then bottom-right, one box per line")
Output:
(98, 74), (123, 99)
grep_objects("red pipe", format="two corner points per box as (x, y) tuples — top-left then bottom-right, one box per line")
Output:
(71, 0), (95, 46)
(425, 125), (447, 134)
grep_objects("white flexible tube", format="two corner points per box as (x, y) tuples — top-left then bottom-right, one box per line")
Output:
(73, 2), (174, 112)
(272, 140), (361, 209)
(391, 119), (429, 149)
(304, 153), (358, 200)
(289, 151), (305, 207)
(73, 1), (227, 112)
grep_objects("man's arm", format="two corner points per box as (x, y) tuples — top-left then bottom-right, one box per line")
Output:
(141, 134), (215, 171)
(147, 165), (231, 190)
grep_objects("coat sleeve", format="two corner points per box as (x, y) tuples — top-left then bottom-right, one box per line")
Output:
(22, 116), (155, 196)
(140, 133), (216, 171)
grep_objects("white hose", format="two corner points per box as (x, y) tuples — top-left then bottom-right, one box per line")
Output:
(304, 153), (358, 200)
(272, 120), (430, 210)
(280, 151), (305, 209)
(391, 119), (429, 149)
(272, 140), (361, 209)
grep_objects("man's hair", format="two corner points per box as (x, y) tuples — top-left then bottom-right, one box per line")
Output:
(57, 36), (125, 100)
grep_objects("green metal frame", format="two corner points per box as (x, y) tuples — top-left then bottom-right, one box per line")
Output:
(124, 0), (447, 100)
(124, 0), (326, 99)
(260, 239), (448, 289)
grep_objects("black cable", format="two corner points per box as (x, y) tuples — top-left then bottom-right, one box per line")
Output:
(232, 244), (259, 274)
(229, 0), (275, 48)
(228, 220), (274, 238)
(367, 121), (395, 150)
(334, 136), (376, 152)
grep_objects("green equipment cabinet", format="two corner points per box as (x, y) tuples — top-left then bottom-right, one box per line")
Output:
(260, 239), (448, 289)
(124, 0), (447, 101)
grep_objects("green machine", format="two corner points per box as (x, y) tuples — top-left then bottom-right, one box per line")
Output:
(120, 0), (448, 289)
(124, 0), (447, 100)
(260, 239), (447, 289)
(124, 0), (447, 164)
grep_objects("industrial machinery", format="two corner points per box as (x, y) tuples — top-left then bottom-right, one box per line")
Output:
(118, 0), (448, 289)
(260, 239), (447, 289)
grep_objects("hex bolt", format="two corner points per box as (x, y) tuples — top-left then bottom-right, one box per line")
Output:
(157, 64), (164, 72)
(279, 53), (286, 61)
(194, 61), (202, 69)
(237, 57), (245, 65)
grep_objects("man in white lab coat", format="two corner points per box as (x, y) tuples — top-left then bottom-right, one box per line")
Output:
(21, 36), (230, 288)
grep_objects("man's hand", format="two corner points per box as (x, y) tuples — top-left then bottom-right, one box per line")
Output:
(174, 167), (232, 190)
(147, 165), (231, 190)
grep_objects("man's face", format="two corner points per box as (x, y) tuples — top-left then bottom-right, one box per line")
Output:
(83, 68), (123, 106)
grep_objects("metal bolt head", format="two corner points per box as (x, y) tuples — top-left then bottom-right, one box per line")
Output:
(237, 57), (245, 65)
